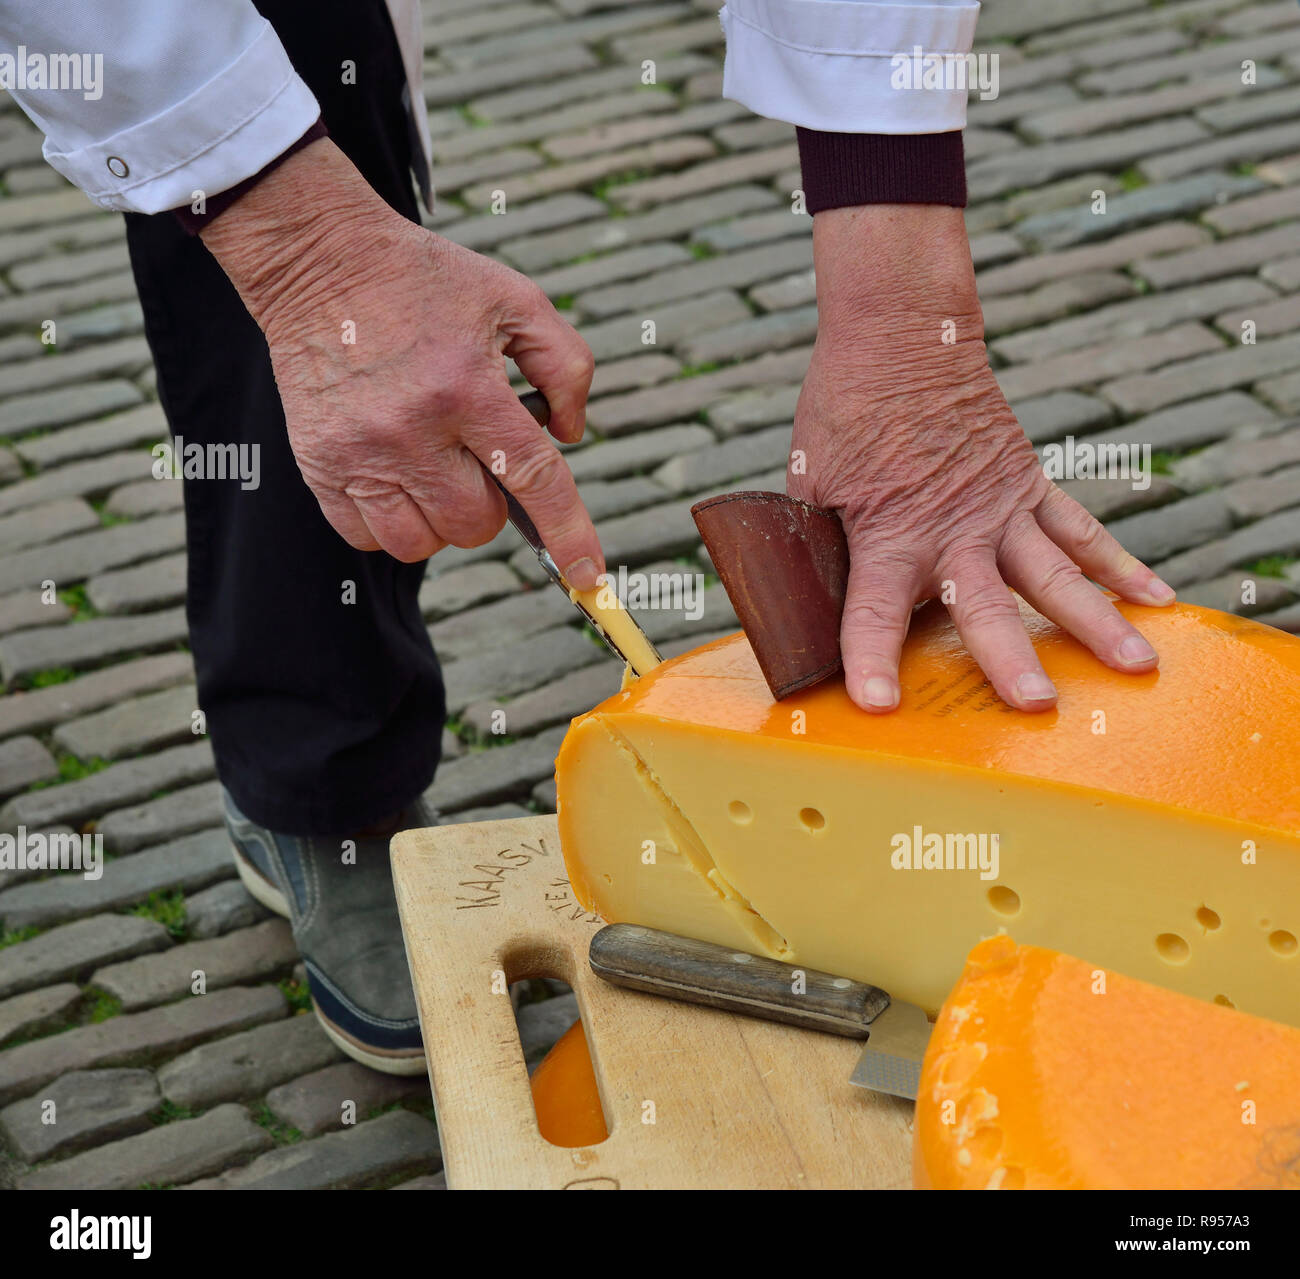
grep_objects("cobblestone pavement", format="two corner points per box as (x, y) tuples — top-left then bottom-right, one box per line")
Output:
(2, 0), (1300, 1190)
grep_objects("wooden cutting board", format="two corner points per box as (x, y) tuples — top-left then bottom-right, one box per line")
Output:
(391, 814), (914, 1190)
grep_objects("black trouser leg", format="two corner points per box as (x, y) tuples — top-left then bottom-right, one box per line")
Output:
(124, 0), (444, 835)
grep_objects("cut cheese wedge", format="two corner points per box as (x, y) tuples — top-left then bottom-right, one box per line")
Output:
(555, 600), (1300, 1026)
(915, 936), (1300, 1189)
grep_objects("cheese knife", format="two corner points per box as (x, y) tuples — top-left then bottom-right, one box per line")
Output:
(493, 391), (663, 677)
(588, 923), (932, 1100)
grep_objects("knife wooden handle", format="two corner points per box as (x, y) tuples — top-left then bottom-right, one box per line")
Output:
(589, 924), (889, 1038)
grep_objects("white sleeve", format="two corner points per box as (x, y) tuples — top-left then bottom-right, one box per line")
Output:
(0, 2), (320, 213)
(719, 0), (980, 134)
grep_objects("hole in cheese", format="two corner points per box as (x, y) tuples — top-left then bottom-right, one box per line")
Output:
(1196, 906), (1221, 932)
(987, 885), (1021, 917)
(1268, 929), (1297, 957)
(1214, 994), (1235, 1007)
(728, 800), (752, 824)
(1156, 933), (1190, 964)
(798, 806), (825, 832)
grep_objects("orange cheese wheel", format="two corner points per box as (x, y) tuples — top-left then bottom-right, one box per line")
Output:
(556, 599), (1300, 1027)
(529, 1021), (608, 1149)
(915, 937), (1300, 1189)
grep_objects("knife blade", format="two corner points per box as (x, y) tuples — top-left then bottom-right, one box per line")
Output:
(492, 391), (663, 678)
(588, 923), (931, 1099)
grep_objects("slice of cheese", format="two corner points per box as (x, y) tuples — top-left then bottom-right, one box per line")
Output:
(570, 586), (662, 678)
(915, 936), (1300, 1189)
(555, 600), (1300, 1025)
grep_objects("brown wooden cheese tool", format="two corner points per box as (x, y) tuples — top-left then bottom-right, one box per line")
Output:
(692, 491), (849, 699)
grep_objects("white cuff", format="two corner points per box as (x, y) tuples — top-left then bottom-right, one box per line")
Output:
(42, 20), (321, 214)
(720, 0), (980, 134)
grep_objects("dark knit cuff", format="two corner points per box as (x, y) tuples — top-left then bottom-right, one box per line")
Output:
(173, 117), (330, 235)
(795, 129), (967, 214)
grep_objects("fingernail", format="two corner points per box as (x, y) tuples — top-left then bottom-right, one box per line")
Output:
(1145, 577), (1176, 604)
(1118, 635), (1157, 666)
(564, 557), (599, 591)
(863, 676), (898, 709)
(1016, 672), (1056, 703)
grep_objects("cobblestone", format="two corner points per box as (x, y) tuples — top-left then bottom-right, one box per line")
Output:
(0, 379), (143, 436)
(1102, 335), (1300, 414)
(0, 514), (185, 598)
(182, 1108), (438, 1190)
(0, 498), (101, 553)
(0, 914), (171, 1000)
(20, 1101), (273, 1190)
(0, 827), (230, 929)
(1152, 508), (1300, 587)
(265, 1061), (430, 1138)
(576, 237), (811, 319)
(0, 652), (194, 739)
(158, 1012), (342, 1109)
(0, 981), (80, 1045)
(0, 604), (189, 684)
(1136, 225), (1300, 289)
(0, 735), (57, 798)
(92, 920), (297, 1012)
(96, 780), (226, 854)
(0, 985), (285, 1107)
(442, 626), (598, 714)
(977, 223), (1210, 297)
(185, 879), (274, 942)
(996, 322), (1224, 402)
(86, 552), (187, 614)
(578, 289), (749, 362)
(0, 1068), (160, 1163)
(992, 278), (1275, 363)
(1013, 391), (1116, 443)
(1014, 173), (1263, 249)
(1178, 571), (1298, 616)
(1171, 422), (1300, 488)
(425, 723), (569, 809)
(1083, 390), (1281, 453)
(53, 684), (199, 761)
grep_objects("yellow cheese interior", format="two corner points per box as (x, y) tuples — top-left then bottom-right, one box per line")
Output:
(556, 601), (1300, 1025)
(570, 586), (661, 678)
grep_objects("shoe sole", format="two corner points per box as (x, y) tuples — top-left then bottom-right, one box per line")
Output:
(313, 1000), (428, 1076)
(231, 841), (291, 919)
(232, 843), (427, 1076)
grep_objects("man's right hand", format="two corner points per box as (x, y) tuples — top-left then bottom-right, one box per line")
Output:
(201, 137), (604, 588)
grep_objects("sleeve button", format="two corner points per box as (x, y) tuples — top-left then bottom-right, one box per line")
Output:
(106, 156), (129, 178)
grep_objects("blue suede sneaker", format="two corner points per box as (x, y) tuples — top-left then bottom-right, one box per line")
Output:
(222, 787), (433, 1076)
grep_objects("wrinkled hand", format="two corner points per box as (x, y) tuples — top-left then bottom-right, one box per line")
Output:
(201, 138), (603, 586)
(790, 205), (1175, 714)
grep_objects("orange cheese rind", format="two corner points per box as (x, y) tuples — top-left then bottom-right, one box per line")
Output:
(915, 938), (1300, 1190)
